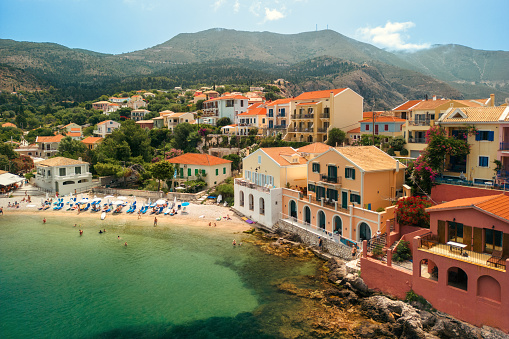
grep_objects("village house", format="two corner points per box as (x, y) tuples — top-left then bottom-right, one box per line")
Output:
(202, 95), (249, 123)
(236, 104), (267, 135)
(93, 120), (120, 138)
(36, 134), (65, 158)
(81, 136), (103, 150)
(165, 112), (195, 131)
(264, 98), (293, 137)
(167, 153), (232, 189)
(34, 157), (93, 195)
(136, 120), (154, 130)
(131, 109), (150, 121)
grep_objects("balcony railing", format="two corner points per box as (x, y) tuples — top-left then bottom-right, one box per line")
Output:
(418, 233), (506, 271)
(317, 127), (327, 133)
(234, 178), (271, 193)
(408, 137), (426, 143)
(291, 114), (314, 120)
(288, 127), (313, 133)
(276, 113), (286, 117)
(409, 119), (431, 126)
(319, 174), (341, 184)
(320, 113), (330, 119)
(500, 142), (509, 151)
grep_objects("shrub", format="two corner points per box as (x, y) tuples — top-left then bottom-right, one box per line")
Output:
(392, 240), (412, 262)
(372, 243), (384, 257)
(395, 196), (432, 228)
(387, 148), (396, 156)
(400, 148), (409, 156)
(376, 207), (385, 212)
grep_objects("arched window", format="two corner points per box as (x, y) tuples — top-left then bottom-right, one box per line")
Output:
(249, 194), (254, 211)
(259, 197), (265, 215)
(447, 267), (468, 291)
(333, 216), (342, 235)
(419, 259), (438, 281)
(318, 210), (326, 230)
(239, 191), (244, 207)
(289, 200), (297, 219)
(477, 275), (501, 302)
(303, 206), (311, 224)
(78, 179), (88, 183)
(63, 181), (75, 186)
(358, 222), (371, 241)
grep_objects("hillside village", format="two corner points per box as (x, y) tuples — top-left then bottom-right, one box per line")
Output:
(2, 82), (509, 334)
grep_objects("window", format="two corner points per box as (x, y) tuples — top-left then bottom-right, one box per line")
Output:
(249, 194), (254, 211)
(195, 169), (199, 176)
(226, 100), (234, 107)
(188, 168), (192, 176)
(259, 197), (265, 215)
(215, 168), (219, 176)
(239, 191), (244, 207)
(485, 228), (503, 251)
(59, 168), (66, 176)
(345, 167), (355, 179)
(476, 130), (494, 141)
(365, 124), (369, 131)
(308, 183), (315, 192)
(258, 155), (262, 164)
(47, 170), (51, 177)
(280, 108), (285, 117)
(240, 100), (244, 107)
(180, 168), (183, 177)
(350, 193), (361, 204)
(75, 166), (81, 174)
(312, 163), (320, 173)
(202, 169), (206, 176)
(223, 167), (226, 174)
(448, 221), (464, 243)
(384, 124), (388, 131)
(479, 156), (489, 167)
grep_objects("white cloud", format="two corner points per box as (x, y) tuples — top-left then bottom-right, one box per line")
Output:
(357, 21), (430, 51)
(233, 0), (240, 12)
(264, 7), (285, 21)
(249, 1), (261, 16)
(213, 0), (226, 11)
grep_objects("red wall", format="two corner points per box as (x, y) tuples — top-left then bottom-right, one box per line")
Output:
(360, 257), (413, 299)
(431, 184), (507, 204)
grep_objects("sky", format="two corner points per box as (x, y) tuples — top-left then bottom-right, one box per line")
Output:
(1, 0), (508, 55)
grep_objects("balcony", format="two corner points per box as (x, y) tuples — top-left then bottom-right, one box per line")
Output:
(317, 127), (328, 133)
(320, 113), (330, 119)
(235, 178), (271, 193)
(319, 174), (341, 185)
(291, 114), (314, 120)
(276, 113), (286, 117)
(418, 233), (506, 271)
(408, 137), (426, 144)
(500, 142), (509, 151)
(288, 127), (313, 133)
(409, 119), (431, 126)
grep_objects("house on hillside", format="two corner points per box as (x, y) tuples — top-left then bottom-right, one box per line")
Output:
(81, 136), (103, 150)
(93, 120), (120, 138)
(167, 153), (232, 189)
(131, 109), (150, 121)
(36, 134), (65, 158)
(264, 98), (293, 137)
(202, 95), (249, 123)
(34, 157), (93, 195)
(236, 105), (267, 135)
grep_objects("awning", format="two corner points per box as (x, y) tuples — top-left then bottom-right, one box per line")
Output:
(0, 173), (25, 187)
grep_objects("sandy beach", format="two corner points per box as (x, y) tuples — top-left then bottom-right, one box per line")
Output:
(0, 193), (251, 233)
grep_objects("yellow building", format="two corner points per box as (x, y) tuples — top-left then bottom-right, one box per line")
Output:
(437, 106), (509, 186)
(306, 146), (407, 212)
(285, 88), (363, 143)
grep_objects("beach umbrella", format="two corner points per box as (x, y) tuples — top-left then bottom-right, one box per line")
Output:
(105, 195), (114, 198)
(79, 198), (89, 204)
(155, 199), (166, 205)
(182, 202), (190, 207)
(113, 200), (124, 205)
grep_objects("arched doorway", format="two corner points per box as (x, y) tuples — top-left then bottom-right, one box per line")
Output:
(358, 222), (371, 241)
(318, 210), (326, 230)
(304, 206), (311, 224)
(249, 194), (254, 210)
(420, 259), (438, 281)
(259, 197), (265, 215)
(289, 200), (297, 218)
(333, 216), (342, 235)
(239, 191), (244, 206)
(447, 267), (468, 291)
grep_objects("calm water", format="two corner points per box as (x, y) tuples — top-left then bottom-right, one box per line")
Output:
(0, 214), (323, 338)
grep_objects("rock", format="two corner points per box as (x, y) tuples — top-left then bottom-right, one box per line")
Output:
(328, 264), (347, 282)
(343, 273), (370, 296)
(325, 288), (359, 309)
(480, 326), (509, 339)
(355, 321), (395, 338)
(418, 310), (437, 329)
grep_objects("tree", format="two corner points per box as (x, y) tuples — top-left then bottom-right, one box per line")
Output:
(150, 160), (174, 191)
(216, 117), (231, 128)
(389, 136), (406, 151)
(223, 154), (241, 171)
(57, 136), (87, 159)
(326, 128), (346, 146)
(248, 127), (258, 136)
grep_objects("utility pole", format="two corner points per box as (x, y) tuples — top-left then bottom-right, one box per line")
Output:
(372, 98), (376, 146)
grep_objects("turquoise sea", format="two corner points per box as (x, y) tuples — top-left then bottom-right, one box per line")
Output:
(0, 214), (324, 338)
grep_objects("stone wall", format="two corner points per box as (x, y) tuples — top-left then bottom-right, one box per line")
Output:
(275, 219), (353, 260)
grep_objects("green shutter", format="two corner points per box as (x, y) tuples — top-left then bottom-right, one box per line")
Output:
(352, 169), (355, 179)
(195, 169), (198, 176)
(188, 168), (191, 176)
(223, 167), (226, 174)
(216, 169), (219, 176)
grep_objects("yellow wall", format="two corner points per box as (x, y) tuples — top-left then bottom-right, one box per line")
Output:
(363, 169), (405, 210)
(330, 89), (363, 134)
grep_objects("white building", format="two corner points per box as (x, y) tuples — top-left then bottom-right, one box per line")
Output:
(35, 157), (93, 195)
(202, 95), (249, 123)
(131, 109), (150, 121)
(234, 179), (282, 228)
(93, 120), (121, 138)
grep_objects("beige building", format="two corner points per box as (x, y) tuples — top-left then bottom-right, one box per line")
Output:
(165, 112), (195, 131)
(285, 88), (363, 143)
(93, 120), (121, 138)
(36, 134), (65, 158)
(264, 98), (293, 137)
(167, 153), (232, 189)
(35, 157), (93, 195)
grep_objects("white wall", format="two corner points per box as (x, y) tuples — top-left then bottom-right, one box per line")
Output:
(233, 183), (282, 228)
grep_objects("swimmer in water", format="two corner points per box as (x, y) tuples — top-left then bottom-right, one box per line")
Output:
(124, 242), (128, 246)
(43, 218), (46, 224)
(99, 230), (103, 234)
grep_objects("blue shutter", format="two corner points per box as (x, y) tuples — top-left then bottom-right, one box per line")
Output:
(488, 131), (494, 141)
(475, 132), (481, 141)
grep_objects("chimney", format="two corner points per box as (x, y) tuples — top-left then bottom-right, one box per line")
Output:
(78, 157), (82, 161)
(433, 95), (437, 101)
(490, 93), (495, 107)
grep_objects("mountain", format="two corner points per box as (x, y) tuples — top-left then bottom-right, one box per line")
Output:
(0, 29), (507, 106)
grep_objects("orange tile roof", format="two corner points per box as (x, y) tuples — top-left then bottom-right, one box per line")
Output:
(427, 194), (509, 221)
(265, 98), (293, 106)
(294, 88), (347, 101)
(453, 99), (490, 108)
(81, 136), (103, 144)
(2, 122), (17, 128)
(238, 107), (267, 116)
(36, 135), (64, 143)
(167, 153), (232, 166)
(361, 116), (406, 123)
(411, 99), (450, 110)
(392, 100), (422, 111)
(297, 142), (331, 154)
(348, 127), (361, 133)
(297, 101), (319, 106)
(248, 102), (264, 109)
(97, 120), (116, 126)
(362, 111), (384, 119)
(37, 156), (88, 167)
(70, 128), (81, 132)
(204, 95), (248, 103)
(67, 132), (82, 137)
(440, 106), (507, 123)
(260, 147), (307, 166)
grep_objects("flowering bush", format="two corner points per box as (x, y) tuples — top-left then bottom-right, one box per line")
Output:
(395, 196), (432, 228)
(164, 148), (184, 160)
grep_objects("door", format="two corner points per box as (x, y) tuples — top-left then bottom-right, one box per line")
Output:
(328, 165), (337, 182)
(289, 200), (297, 219)
(375, 125), (379, 135)
(341, 191), (348, 209)
(359, 222), (371, 241)
(304, 206), (311, 224)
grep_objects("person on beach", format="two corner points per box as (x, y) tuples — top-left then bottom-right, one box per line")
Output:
(232, 239), (236, 246)
(118, 236), (121, 240)
(208, 222), (211, 226)
(318, 237), (323, 250)
(138, 211), (141, 219)
(43, 217), (46, 224)
(74, 223), (77, 227)
(351, 245), (357, 257)
(154, 217), (157, 226)
(0, 207), (3, 215)
(99, 230), (103, 234)
(79, 229), (83, 236)
(213, 223), (216, 227)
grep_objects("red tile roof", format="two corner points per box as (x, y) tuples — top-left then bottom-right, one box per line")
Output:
(81, 136), (103, 144)
(204, 95), (248, 103)
(297, 142), (331, 154)
(427, 194), (509, 221)
(238, 107), (267, 116)
(167, 153), (232, 166)
(265, 98), (293, 106)
(36, 135), (64, 143)
(2, 122), (17, 128)
(297, 101), (319, 106)
(392, 100), (423, 111)
(348, 127), (361, 133)
(362, 111), (384, 119)
(294, 88), (347, 101)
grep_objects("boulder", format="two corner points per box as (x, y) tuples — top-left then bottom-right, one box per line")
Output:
(343, 273), (370, 296)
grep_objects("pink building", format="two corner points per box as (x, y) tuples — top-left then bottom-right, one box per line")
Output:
(361, 194), (509, 333)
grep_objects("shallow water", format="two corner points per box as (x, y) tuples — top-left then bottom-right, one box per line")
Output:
(0, 214), (325, 338)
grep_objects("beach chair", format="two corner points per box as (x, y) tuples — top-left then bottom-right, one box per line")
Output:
(83, 203), (90, 212)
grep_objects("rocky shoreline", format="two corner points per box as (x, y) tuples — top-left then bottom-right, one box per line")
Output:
(247, 228), (509, 339)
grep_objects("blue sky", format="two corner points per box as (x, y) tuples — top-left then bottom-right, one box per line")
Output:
(1, 0), (507, 54)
